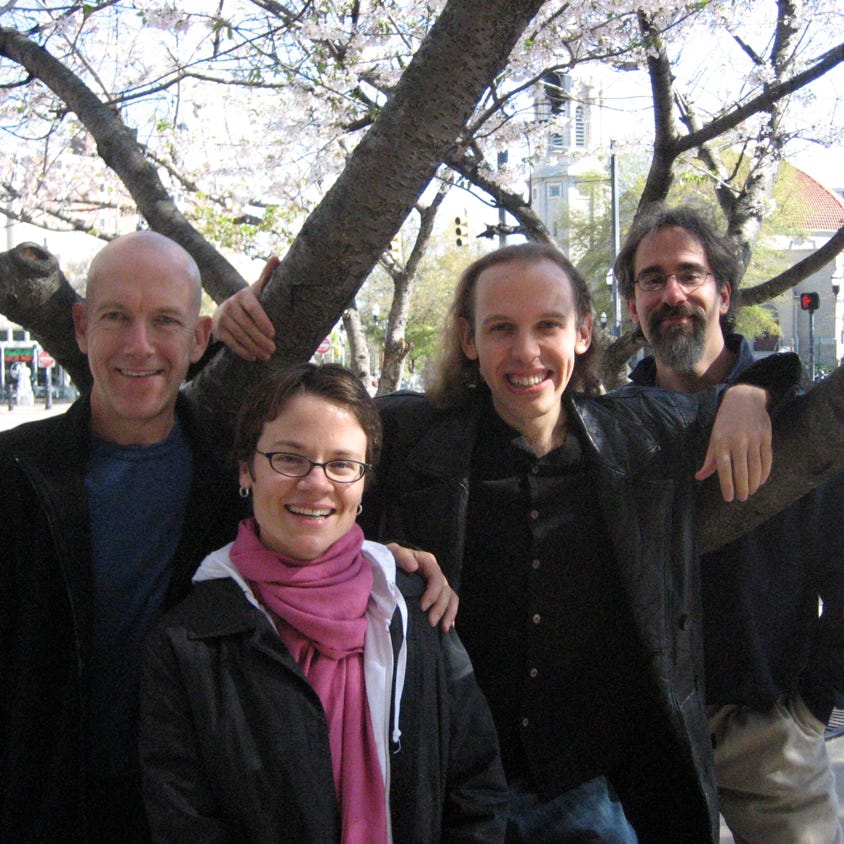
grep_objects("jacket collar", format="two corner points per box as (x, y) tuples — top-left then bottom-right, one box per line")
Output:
(629, 332), (753, 388)
(404, 388), (664, 482)
(568, 392), (666, 477)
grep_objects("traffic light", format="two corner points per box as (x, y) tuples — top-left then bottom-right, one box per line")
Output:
(389, 236), (401, 259)
(455, 216), (469, 247)
(800, 291), (820, 312)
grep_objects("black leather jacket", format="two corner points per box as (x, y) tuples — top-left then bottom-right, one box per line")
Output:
(140, 567), (507, 843)
(632, 335), (844, 721)
(362, 382), (776, 842)
(0, 394), (243, 842)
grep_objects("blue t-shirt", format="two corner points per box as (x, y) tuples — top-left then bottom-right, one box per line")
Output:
(85, 420), (192, 778)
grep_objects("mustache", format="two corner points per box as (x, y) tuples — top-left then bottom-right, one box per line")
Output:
(648, 303), (706, 332)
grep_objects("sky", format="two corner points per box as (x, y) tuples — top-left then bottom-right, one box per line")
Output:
(789, 144), (844, 194)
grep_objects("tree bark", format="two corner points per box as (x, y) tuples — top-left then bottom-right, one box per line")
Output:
(0, 243), (91, 389)
(698, 365), (844, 552)
(185, 0), (547, 432)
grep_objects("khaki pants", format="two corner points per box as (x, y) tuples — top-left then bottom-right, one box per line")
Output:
(709, 695), (843, 844)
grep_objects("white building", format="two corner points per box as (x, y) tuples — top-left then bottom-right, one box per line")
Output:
(764, 167), (844, 374)
(528, 69), (615, 254)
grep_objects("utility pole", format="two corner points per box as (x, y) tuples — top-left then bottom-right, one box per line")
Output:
(609, 141), (621, 336)
(497, 150), (508, 249)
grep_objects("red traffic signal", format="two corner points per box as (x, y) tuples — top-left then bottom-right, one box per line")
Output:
(799, 292), (819, 311)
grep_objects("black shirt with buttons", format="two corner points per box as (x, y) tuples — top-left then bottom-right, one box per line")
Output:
(457, 399), (662, 800)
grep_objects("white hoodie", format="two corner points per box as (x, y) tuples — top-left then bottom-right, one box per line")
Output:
(191, 539), (409, 841)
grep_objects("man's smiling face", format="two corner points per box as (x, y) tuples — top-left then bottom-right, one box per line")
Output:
(73, 234), (210, 445)
(458, 257), (591, 446)
(628, 226), (730, 372)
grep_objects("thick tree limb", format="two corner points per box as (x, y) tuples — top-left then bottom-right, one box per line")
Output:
(697, 365), (844, 552)
(186, 0), (548, 432)
(0, 242), (91, 389)
(637, 11), (679, 206)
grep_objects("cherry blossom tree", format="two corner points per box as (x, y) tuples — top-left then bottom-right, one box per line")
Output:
(1, 0), (844, 539)
(2, 1), (841, 376)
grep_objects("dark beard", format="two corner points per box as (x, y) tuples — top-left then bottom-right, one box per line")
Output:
(647, 305), (707, 371)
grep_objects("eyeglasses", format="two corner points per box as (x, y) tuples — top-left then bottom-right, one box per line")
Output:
(634, 269), (713, 293)
(255, 450), (371, 483)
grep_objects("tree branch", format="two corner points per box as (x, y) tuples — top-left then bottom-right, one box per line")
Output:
(445, 147), (554, 244)
(0, 242), (91, 389)
(736, 225), (844, 306)
(674, 41), (844, 156)
(698, 364), (844, 551)
(0, 26), (247, 302)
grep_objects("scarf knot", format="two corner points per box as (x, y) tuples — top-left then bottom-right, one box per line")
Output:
(230, 518), (387, 844)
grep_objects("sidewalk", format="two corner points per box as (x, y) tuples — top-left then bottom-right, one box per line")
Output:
(0, 399), (72, 431)
(719, 734), (844, 842)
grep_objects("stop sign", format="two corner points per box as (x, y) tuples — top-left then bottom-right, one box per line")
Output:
(316, 338), (331, 355)
(38, 350), (55, 368)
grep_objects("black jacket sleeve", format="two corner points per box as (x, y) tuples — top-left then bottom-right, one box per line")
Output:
(439, 628), (509, 842)
(139, 625), (233, 844)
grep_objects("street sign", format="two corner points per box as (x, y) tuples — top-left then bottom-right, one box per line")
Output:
(38, 350), (55, 368)
(4, 347), (33, 363)
(316, 338), (331, 355)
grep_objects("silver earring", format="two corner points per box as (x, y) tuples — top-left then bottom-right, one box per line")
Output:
(356, 503), (363, 515)
(239, 486), (250, 499)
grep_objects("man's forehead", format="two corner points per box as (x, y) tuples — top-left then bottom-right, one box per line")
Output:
(88, 291), (191, 315)
(634, 228), (708, 269)
(86, 261), (199, 311)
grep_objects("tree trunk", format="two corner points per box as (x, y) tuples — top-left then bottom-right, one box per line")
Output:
(186, 0), (547, 433)
(379, 184), (449, 393)
(343, 304), (373, 385)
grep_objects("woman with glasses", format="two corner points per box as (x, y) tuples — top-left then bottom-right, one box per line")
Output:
(139, 363), (506, 843)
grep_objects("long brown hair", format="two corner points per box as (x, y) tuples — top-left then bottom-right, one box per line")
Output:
(425, 242), (601, 408)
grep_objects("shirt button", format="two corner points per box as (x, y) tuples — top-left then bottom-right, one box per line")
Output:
(521, 717), (529, 728)
(530, 464), (540, 475)
(529, 667), (538, 678)
(529, 509), (539, 520)
(531, 559), (541, 570)
(532, 613), (541, 624)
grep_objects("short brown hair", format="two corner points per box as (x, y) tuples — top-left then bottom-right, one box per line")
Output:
(233, 363), (382, 477)
(425, 242), (601, 408)
(614, 203), (738, 302)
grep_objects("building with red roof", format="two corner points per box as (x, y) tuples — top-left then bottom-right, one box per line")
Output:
(762, 164), (844, 375)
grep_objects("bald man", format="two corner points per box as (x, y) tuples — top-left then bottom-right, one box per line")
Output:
(0, 232), (244, 842)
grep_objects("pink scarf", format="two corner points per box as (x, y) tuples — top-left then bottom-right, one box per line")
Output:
(230, 518), (388, 844)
